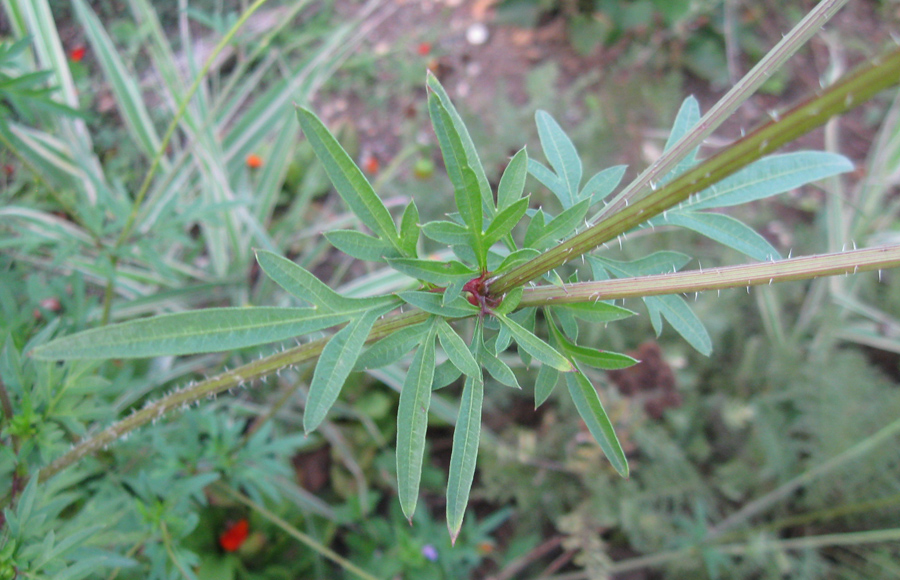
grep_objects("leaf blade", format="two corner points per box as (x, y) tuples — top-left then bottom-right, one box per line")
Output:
(446, 373), (484, 543)
(566, 367), (629, 477)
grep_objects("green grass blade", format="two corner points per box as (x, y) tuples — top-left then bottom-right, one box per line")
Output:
(566, 367), (628, 477)
(30, 307), (359, 360)
(73, 0), (163, 160)
(304, 305), (393, 433)
(446, 373), (484, 543)
(296, 106), (399, 248)
(396, 320), (438, 521)
(535, 110), (582, 207)
(496, 312), (573, 372)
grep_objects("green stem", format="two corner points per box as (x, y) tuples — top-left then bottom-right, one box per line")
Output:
(518, 246), (900, 307)
(488, 46), (900, 297)
(35, 309), (427, 484)
(99, 0), (272, 324)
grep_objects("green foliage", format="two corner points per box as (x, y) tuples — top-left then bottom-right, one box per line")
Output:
(5, 0), (900, 577)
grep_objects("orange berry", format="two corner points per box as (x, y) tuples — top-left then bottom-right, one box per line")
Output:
(219, 519), (249, 552)
(69, 46), (86, 62)
(246, 154), (264, 169)
(363, 154), (379, 175)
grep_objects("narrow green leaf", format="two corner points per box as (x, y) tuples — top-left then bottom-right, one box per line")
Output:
(535, 110), (582, 207)
(31, 307), (359, 360)
(495, 248), (541, 273)
(660, 96), (701, 183)
(436, 319), (481, 378)
(656, 211), (782, 261)
(304, 305), (394, 433)
(446, 373), (484, 543)
(530, 199), (591, 249)
(582, 164), (628, 205)
(685, 151), (853, 210)
(481, 347), (519, 388)
(398, 291), (478, 318)
(527, 158), (567, 205)
(425, 71), (493, 216)
(534, 363), (559, 408)
(256, 250), (395, 311)
(495, 313), (573, 372)
(397, 321), (438, 520)
(355, 321), (431, 371)
(427, 92), (486, 268)
(399, 199), (420, 257)
(566, 368), (629, 477)
(296, 106), (400, 248)
(492, 287), (524, 316)
(497, 147), (528, 210)
(560, 302), (635, 324)
(548, 320), (638, 371)
(422, 220), (471, 246)
(388, 258), (476, 286)
(646, 294), (712, 355)
(433, 358), (463, 390)
(325, 229), (398, 262)
(523, 209), (546, 248)
(484, 197), (530, 248)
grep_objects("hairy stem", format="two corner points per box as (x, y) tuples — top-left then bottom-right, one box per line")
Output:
(518, 246), (900, 307)
(489, 46), (900, 297)
(36, 310), (426, 484)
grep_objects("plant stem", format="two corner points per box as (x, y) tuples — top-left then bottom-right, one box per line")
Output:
(489, 46), (900, 297)
(518, 246), (900, 307)
(34, 310), (427, 484)
(591, 0), (849, 224)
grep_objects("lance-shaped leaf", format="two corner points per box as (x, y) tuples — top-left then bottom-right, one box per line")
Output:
(529, 199), (591, 249)
(652, 211), (781, 261)
(497, 147), (528, 211)
(355, 321), (431, 371)
(399, 200), (420, 257)
(647, 294), (712, 356)
(388, 258), (476, 286)
(535, 110), (582, 208)
(447, 373), (484, 543)
(397, 319), (438, 521)
(398, 291), (478, 319)
(428, 91), (486, 269)
(548, 317), (638, 371)
(683, 151), (853, 210)
(256, 250), (396, 311)
(484, 197), (529, 248)
(495, 312), (573, 372)
(436, 318), (481, 378)
(296, 106), (400, 249)
(582, 164), (628, 206)
(304, 304), (395, 433)
(325, 229), (399, 262)
(566, 366), (629, 477)
(425, 71), (493, 216)
(422, 221), (471, 246)
(560, 302), (635, 324)
(534, 363), (559, 408)
(31, 307), (360, 360)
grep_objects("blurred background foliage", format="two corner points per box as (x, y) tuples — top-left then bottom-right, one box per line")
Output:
(2, 0), (900, 578)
